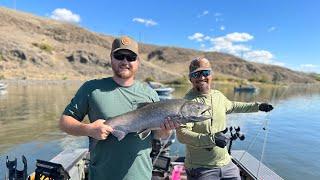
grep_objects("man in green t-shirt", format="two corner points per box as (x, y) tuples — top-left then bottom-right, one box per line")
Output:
(176, 57), (273, 180)
(59, 36), (179, 180)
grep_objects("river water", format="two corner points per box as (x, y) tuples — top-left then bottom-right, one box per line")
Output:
(0, 81), (319, 179)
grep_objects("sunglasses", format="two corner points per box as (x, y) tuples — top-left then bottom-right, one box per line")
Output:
(113, 52), (137, 62)
(189, 70), (212, 78)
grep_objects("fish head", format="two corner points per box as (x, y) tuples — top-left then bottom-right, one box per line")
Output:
(180, 101), (211, 122)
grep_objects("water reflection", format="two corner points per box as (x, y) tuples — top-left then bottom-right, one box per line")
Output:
(0, 82), (320, 179)
(0, 83), (81, 154)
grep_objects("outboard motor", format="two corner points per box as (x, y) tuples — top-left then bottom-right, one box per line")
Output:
(5, 155), (27, 180)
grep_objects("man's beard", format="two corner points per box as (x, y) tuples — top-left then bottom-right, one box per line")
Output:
(114, 69), (134, 79)
(195, 82), (210, 94)
(112, 64), (135, 79)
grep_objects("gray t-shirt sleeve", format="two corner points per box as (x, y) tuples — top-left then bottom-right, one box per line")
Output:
(63, 82), (89, 121)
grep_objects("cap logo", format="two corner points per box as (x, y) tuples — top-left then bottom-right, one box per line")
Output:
(121, 37), (131, 45)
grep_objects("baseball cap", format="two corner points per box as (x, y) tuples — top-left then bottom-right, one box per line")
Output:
(189, 57), (212, 74)
(111, 36), (139, 55)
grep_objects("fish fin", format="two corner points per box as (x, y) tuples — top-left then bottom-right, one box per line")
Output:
(112, 130), (127, 141)
(137, 129), (151, 140)
(137, 128), (149, 135)
(136, 102), (151, 109)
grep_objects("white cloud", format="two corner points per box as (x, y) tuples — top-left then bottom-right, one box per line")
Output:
(210, 39), (250, 56)
(188, 32), (284, 65)
(299, 64), (319, 72)
(220, 25), (225, 31)
(268, 26), (276, 32)
(215, 17), (224, 22)
(188, 33), (205, 42)
(301, 64), (317, 68)
(132, 18), (157, 27)
(50, 8), (80, 23)
(198, 10), (209, 18)
(204, 36), (213, 41)
(271, 61), (285, 67)
(209, 32), (253, 56)
(243, 50), (273, 64)
(214, 13), (223, 22)
(225, 32), (254, 42)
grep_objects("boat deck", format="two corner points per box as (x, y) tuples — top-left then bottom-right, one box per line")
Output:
(231, 150), (283, 180)
(29, 149), (284, 180)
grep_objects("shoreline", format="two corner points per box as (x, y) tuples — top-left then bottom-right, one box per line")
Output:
(1, 79), (319, 87)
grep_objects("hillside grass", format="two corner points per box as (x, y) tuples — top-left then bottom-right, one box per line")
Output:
(32, 42), (53, 53)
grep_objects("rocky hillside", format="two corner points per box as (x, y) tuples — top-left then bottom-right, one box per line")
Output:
(0, 7), (317, 83)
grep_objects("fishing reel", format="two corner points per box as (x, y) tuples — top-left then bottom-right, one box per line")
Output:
(221, 126), (245, 154)
(225, 126), (245, 141)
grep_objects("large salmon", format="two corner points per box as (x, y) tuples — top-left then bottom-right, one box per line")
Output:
(106, 99), (211, 141)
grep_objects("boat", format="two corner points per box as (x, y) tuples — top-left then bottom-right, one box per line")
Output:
(0, 82), (7, 91)
(19, 130), (283, 180)
(234, 84), (258, 93)
(147, 81), (175, 96)
(22, 148), (282, 180)
(0, 82), (7, 95)
(6, 126), (282, 179)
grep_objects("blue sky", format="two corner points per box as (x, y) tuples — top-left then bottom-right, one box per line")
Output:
(1, 0), (320, 73)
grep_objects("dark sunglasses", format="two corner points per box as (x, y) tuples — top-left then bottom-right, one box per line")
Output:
(113, 52), (137, 62)
(189, 70), (212, 78)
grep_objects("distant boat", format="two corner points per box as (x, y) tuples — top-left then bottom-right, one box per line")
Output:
(234, 84), (258, 93)
(147, 81), (174, 96)
(0, 82), (7, 95)
(0, 82), (7, 91)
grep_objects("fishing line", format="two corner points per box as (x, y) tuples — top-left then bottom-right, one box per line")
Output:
(257, 113), (270, 178)
(238, 84), (285, 162)
(152, 131), (174, 167)
(238, 119), (267, 162)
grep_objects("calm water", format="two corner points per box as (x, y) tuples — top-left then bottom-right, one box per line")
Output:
(0, 81), (320, 179)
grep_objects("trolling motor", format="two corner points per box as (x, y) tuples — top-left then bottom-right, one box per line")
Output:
(33, 160), (70, 180)
(225, 126), (245, 154)
(5, 155), (28, 180)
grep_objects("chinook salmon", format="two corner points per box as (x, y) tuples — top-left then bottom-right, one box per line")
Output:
(105, 99), (211, 141)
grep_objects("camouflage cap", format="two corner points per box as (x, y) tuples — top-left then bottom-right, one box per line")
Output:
(111, 36), (139, 55)
(189, 57), (212, 74)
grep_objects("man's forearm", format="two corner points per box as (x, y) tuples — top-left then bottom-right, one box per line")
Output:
(228, 102), (259, 113)
(59, 115), (90, 136)
(176, 127), (215, 148)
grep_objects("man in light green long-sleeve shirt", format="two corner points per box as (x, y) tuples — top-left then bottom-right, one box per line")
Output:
(176, 57), (273, 180)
